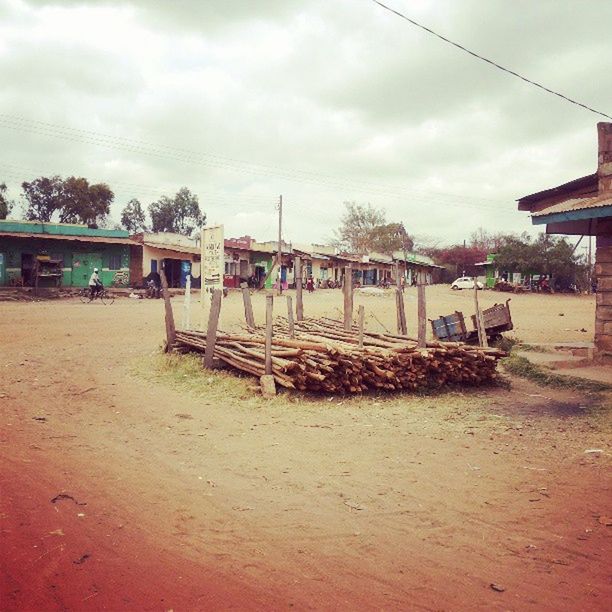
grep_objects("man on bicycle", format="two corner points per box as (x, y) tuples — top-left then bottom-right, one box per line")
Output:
(89, 268), (103, 299)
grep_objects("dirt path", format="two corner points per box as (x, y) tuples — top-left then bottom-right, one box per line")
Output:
(1, 295), (610, 611)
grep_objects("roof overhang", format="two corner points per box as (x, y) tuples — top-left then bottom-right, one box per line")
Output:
(142, 241), (200, 255)
(0, 232), (137, 245)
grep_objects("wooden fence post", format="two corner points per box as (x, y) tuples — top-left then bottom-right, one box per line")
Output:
(343, 264), (353, 330)
(358, 305), (365, 348)
(160, 267), (176, 352)
(417, 281), (427, 348)
(182, 273), (191, 330)
(295, 256), (304, 321)
(265, 295), (273, 374)
(286, 295), (295, 338)
(473, 279), (488, 348)
(241, 283), (255, 328)
(204, 289), (223, 368)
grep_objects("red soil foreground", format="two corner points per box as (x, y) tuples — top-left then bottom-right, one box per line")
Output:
(1, 296), (611, 611)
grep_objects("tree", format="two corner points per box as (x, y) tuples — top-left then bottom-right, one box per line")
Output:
(59, 177), (113, 225)
(121, 198), (147, 233)
(0, 183), (13, 219)
(469, 227), (510, 253)
(332, 202), (414, 255)
(22, 175), (64, 222)
(21, 175), (112, 224)
(148, 187), (205, 236)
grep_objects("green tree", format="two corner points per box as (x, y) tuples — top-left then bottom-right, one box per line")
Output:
(22, 175), (64, 221)
(120, 198), (147, 233)
(0, 183), (13, 219)
(148, 187), (205, 236)
(332, 203), (414, 255)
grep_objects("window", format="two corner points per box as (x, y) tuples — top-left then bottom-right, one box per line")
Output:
(109, 254), (122, 270)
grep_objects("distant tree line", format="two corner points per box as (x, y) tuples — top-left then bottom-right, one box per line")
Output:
(0, 175), (206, 238)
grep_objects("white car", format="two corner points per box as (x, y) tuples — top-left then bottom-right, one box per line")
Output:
(451, 277), (484, 290)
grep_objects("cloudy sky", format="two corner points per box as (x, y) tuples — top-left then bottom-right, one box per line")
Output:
(1, 0), (611, 246)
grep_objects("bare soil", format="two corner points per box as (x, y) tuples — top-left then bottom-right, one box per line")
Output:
(1, 287), (610, 611)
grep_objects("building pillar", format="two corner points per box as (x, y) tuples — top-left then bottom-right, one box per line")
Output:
(594, 235), (612, 361)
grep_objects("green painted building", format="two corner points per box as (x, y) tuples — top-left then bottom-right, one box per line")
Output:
(0, 220), (135, 288)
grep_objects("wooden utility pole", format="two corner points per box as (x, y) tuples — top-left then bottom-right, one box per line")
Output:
(343, 264), (353, 331)
(473, 279), (488, 348)
(295, 255), (304, 321)
(265, 295), (273, 374)
(204, 289), (223, 368)
(277, 195), (283, 296)
(160, 267), (176, 352)
(417, 275), (426, 348)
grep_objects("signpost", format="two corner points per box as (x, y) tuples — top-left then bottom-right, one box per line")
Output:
(201, 225), (224, 328)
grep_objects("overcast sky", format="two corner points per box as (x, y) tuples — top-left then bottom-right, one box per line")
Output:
(1, 0), (611, 246)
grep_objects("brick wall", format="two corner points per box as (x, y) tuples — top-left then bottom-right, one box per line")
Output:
(595, 235), (612, 360)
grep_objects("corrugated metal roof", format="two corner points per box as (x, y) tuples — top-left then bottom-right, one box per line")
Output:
(0, 231), (137, 245)
(531, 194), (612, 217)
(517, 173), (598, 209)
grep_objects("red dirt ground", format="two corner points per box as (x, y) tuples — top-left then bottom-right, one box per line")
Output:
(1, 295), (611, 611)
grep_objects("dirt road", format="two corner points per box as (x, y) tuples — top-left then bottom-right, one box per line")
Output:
(1, 290), (610, 611)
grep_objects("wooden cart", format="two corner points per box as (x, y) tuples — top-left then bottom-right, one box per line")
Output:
(430, 299), (513, 344)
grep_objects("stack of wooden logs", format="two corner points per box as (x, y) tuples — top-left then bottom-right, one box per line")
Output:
(174, 317), (506, 394)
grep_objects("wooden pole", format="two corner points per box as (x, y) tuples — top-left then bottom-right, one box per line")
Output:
(295, 255), (304, 321)
(473, 278), (488, 348)
(277, 195), (283, 296)
(286, 295), (295, 338)
(182, 273), (191, 330)
(343, 264), (353, 331)
(241, 283), (255, 328)
(204, 289), (223, 368)
(395, 289), (402, 335)
(265, 294), (273, 374)
(358, 305), (365, 348)
(417, 279), (426, 348)
(160, 267), (176, 352)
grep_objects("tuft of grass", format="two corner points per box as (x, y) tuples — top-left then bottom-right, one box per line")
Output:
(501, 353), (612, 393)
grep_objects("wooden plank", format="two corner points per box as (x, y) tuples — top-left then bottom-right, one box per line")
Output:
(241, 284), (255, 328)
(265, 294), (273, 374)
(343, 264), (353, 331)
(417, 283), (426, 348)
(160, 268), (176, 352)
(358, 305), (365, 348)
(286, 295), (295, 338)
(295, 256), (304, 321)
(204, 289), (223, 368)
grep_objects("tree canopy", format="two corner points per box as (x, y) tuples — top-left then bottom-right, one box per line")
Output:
(148, 187), (205, 236)
(120, 198), (148, 233)
(0, 183), (13, 219)
(332, 202), (414, 255)
(21, 175), (113, 225)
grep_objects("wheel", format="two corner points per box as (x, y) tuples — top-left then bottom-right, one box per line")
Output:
(451, 285), (459, 290)
(100, 291), (115, 305)
(80, 288), (92, 303)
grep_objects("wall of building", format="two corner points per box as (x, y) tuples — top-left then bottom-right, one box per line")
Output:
(595, 236), (612, 360)
(141, 245), (200, 278)
(0, 236), (130, 287)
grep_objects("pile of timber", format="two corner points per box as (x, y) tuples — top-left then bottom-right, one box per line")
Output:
(174, 317), (506, 394)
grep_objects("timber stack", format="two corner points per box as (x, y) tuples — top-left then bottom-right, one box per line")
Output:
(174, 317), (506, 394)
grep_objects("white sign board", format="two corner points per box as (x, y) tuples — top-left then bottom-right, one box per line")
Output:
(201, 224), (224, 296)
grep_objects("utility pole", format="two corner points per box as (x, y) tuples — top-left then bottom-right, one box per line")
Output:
(588, 234), (592, 293)
(277, 194), (283, 296)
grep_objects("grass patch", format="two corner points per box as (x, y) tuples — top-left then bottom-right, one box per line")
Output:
(501, 353), (612, 393)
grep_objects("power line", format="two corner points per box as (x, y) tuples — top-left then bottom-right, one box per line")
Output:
(370, 0), (612, 121)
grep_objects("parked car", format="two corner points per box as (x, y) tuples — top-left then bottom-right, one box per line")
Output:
(451, 277), (484, 290)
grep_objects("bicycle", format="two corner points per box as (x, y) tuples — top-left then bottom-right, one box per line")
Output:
(79, 286), (115, 305)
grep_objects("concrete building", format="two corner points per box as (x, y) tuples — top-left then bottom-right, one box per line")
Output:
(518, 122), (612, 361)
(0, 220), (134, 289)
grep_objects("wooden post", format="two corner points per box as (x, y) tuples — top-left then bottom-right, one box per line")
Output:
(182, 273), (191, 330)
(160, 267), (176, 352)
(241, 283), (255, 328)
(277, 195), (283, 296)
(358, 305), (365, 348)
(265, 294), (273, 374)
(295, 256), (304, 321)
(204, 289), (223, 368)
(286, 295), (295, 338)
(343, 264), (353, 331)
(417, 280), (427, 348)
(473, 278), (488, 348)
(395, 288), (407, 335)
(395, 289), (402, 334)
